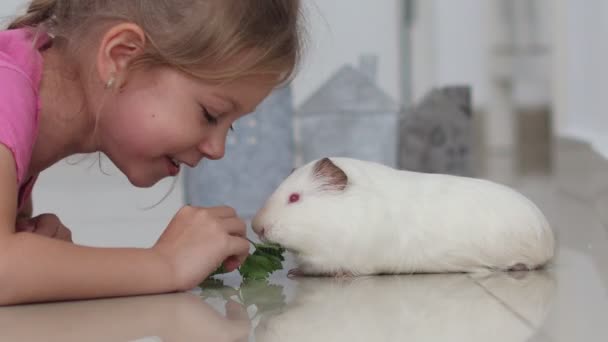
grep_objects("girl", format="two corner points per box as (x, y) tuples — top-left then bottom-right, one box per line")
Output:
(0, 0), (303, 305)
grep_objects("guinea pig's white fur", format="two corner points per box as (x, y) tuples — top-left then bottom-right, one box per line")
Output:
(251, 157), (555, 276)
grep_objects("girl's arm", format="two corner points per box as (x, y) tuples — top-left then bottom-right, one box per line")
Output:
(0, 232), (175, 305)
(0, 145), (250, 305)
(0, 146), (175, 305)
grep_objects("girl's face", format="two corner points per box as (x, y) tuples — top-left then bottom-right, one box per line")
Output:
(97, 67), (276, 187)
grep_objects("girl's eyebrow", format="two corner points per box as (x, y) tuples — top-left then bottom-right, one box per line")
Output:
(214, 93), (240, 113)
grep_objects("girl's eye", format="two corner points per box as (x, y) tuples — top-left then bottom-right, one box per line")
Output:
(202, 106), (234, 131)
(202, 106), (218, 125)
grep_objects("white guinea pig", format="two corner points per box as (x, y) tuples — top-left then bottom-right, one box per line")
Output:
(251, 157), (555, 276)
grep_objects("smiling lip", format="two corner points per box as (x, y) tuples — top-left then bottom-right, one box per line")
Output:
(166, 157), (180, 176)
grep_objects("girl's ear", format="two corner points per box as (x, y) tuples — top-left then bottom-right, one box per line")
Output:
(96, 23), (146, 88)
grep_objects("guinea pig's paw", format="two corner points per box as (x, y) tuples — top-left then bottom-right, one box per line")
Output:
(508, 263), (531, 272)
(334, 270), (354, 278)
(287, 267), (326, 277)
(287, 268), (305, 278)
(288, 267), (354, 278)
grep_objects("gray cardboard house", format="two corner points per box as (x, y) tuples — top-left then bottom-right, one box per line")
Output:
(398, 86), (474, 176)
(295, 64), (400, 168)
(183, 86), (294, 220)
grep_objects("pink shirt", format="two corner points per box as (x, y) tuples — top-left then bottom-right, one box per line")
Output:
(0, 28), (49, 210)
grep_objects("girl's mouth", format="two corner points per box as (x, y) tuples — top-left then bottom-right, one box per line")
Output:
(166, 156), (181, 176)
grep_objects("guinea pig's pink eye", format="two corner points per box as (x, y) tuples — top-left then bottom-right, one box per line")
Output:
(288, 193), (301, 204)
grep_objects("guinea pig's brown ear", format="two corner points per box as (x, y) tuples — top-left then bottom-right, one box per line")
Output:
(313, 158), (348, 191)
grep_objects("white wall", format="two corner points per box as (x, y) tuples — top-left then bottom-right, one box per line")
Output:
(411, 0), (488, 108)
(412, 0), (512, 148)
(411, 0), (556, 151)
(552, 0), (608, 158)
(291, 0), (496, 115)
(292, 0), (403, 108)
(0, 0), (25, 24)
(292, 0), (502, 113)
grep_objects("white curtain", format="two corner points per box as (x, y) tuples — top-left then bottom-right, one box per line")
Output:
(553, 0), (608, 158)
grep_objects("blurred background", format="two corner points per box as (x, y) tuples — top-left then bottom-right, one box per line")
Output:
(0, 0), (605, 247)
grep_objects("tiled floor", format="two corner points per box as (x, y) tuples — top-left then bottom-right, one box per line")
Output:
(0, 137), (606, 341)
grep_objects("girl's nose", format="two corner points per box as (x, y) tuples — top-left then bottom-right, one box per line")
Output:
(198, 135), (226, 160)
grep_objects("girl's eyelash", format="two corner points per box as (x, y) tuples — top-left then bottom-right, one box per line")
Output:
(202, 106), (218, 124)
(202, 106), (234, 131)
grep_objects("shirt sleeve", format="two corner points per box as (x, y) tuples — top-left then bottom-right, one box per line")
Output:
(0, 64), (38, 185)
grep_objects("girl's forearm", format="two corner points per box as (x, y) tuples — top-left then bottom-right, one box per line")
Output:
(0, 232), (177, 305)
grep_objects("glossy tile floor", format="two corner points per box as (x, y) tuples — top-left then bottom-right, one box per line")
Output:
(0, 137), (606, 341)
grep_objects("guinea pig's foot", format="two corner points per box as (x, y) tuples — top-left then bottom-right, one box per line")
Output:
(506, 263), (532, 280)
(288, 268), (353, 278)
(334, 270), (354, 278)
(287, 268), (305, 278)
(509, 263), (530, 272)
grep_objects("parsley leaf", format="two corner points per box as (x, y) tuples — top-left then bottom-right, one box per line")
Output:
(239, 279), (286, 313)
(208, 240), (286, 281)
(199, 278), (286, 322)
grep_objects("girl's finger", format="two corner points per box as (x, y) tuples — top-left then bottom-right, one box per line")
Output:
(55, 227), (73, 242)
(223, 255), (241, 272)
(227, 236), (251, 259)
(221, 217), (247, 236)
(207, 206), (238, 218)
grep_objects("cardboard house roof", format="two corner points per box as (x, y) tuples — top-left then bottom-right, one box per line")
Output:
(297, 64), (399, 116)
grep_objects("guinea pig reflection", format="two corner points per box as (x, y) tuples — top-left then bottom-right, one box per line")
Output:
(0, 292), (250, 342)
(255, 272), (556, 342)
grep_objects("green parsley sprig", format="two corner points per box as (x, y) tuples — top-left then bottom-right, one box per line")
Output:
(209, 238), (286, 281)
(199, 278), (287, 321)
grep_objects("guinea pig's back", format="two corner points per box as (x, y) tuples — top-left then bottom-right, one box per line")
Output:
(386, 171), (555, 272)
(319, 158), (554, 272)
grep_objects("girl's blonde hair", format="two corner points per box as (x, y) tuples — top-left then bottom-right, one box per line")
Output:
(8, 0), (304, 84)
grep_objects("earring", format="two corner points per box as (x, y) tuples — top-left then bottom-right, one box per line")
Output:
(105, 77), (115, 89)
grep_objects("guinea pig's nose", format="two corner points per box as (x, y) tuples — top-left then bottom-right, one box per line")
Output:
(252, 223), (266, 239)
(256, 226), (265, 238)
(251, 221), (263, 234)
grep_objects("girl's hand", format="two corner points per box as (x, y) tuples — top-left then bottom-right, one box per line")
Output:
(152, 206), (250, 291)
(15, 213), (73, 242)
